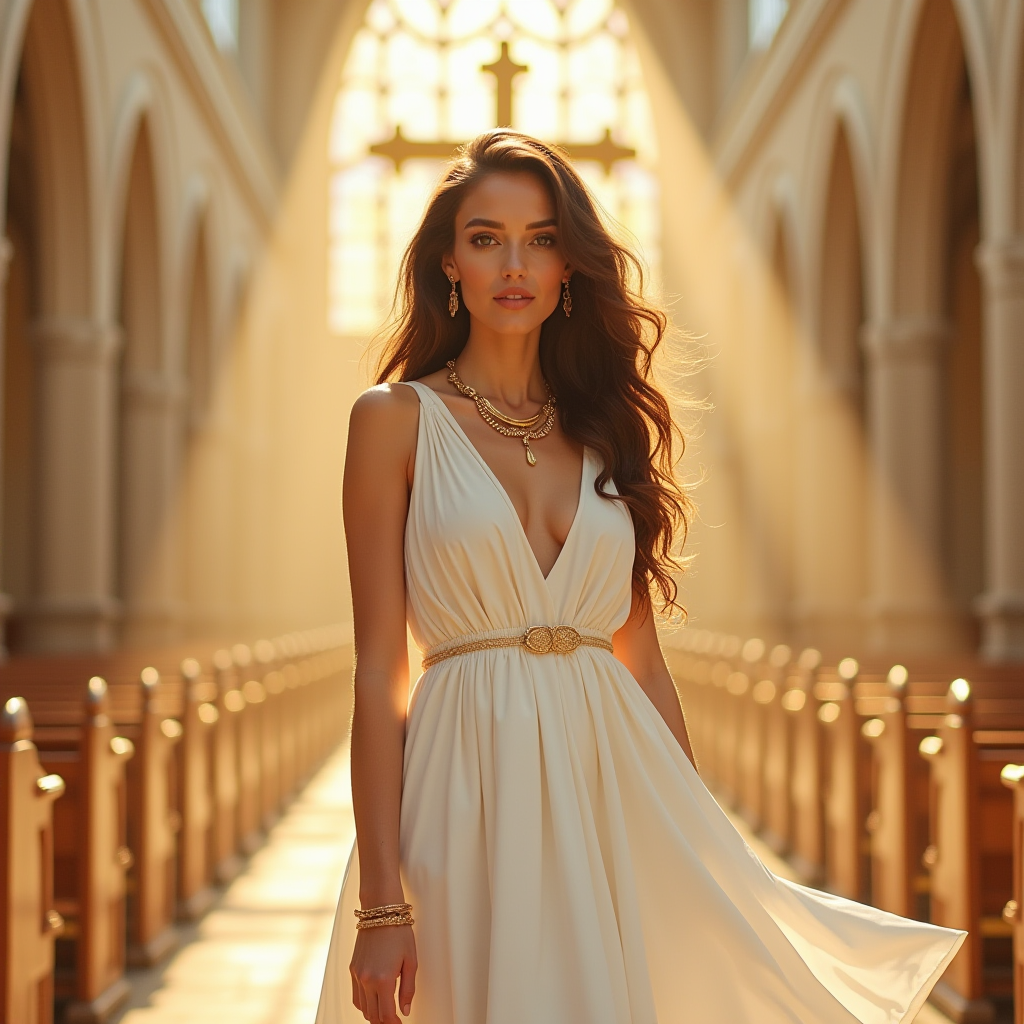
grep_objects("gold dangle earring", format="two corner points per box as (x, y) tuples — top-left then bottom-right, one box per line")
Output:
(448, 275), (459, 318)
(562, 278), (572, 318)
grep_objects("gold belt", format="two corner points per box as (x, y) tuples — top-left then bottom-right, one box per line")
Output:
(422, 625), (614, 669)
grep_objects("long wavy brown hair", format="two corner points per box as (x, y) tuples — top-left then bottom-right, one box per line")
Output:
(375, 129), (694, 616)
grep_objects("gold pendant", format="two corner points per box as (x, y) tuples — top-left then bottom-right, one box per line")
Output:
(525, 440), (537, 466)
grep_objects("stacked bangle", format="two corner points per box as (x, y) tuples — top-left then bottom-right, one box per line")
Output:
(354, 902), (415, 930)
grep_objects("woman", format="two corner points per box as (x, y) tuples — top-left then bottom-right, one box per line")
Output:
(316, 130), (964, 1024)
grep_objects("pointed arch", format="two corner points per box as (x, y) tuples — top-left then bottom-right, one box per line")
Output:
(819, 125), (866, 401)
(754, 170), (804, 319)
(13, 0), (93, 317)
(174, 171), (213, 402)
(184, 213), (213, 429)
(104, 69), (175, 338)
(2, 0), (107, 652)
(769, 195), (799, 316)
(179, 201), (216, 634)
(803, 73), (877, 331)
(116, 115), (180, 644)
(119, 120), (163, 374)
(793, 120), (869, 655)
(890, 0), (973, 320)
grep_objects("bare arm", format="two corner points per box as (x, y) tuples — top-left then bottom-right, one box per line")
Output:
(611, 589), (697, 769)
(343, 384), (419, 1022)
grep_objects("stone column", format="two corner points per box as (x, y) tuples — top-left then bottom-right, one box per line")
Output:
(862, 318), (963, 653)
(119, 369), (186, 646)
(792, 367), (867, 654)
(182, 404), (236, 638)
(975, 237), (1024, 660)
(23, 317), (122, 652)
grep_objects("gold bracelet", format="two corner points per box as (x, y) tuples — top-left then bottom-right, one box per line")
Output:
(354, 902), (413, 920)
(355, 913), (415, 930)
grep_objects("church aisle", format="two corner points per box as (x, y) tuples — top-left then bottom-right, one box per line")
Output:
(108, 744), (951, 1024)
(112, 746), (354, 1024)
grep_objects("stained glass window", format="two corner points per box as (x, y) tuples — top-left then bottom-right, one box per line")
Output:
(201, 0), (238, 52)
(327, 0), (660, 337)
(749, 0), (788, 50)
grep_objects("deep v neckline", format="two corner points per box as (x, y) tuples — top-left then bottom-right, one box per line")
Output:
(414, 382), (587, 585)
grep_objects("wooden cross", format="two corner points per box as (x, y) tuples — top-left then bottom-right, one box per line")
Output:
(369, 41), (635, 172)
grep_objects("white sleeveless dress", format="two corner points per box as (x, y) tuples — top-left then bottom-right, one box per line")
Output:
(315, 380), (965, 1024)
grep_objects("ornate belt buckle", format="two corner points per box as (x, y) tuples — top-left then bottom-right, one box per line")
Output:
(524, 625), (582, 655)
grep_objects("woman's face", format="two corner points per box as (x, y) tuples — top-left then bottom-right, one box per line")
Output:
(443, 171), (569, 336)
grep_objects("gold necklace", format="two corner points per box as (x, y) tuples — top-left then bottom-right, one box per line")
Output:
(446, 359), (557, 466)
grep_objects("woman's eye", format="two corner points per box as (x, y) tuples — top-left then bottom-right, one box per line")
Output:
(470, 234), (498, 247)
(532, 234), (557, 247)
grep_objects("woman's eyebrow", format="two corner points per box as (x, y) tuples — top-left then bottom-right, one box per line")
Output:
(462, 218), (558, 230)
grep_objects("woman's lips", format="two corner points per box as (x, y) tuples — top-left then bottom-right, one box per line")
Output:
(493, 291), (534, 310)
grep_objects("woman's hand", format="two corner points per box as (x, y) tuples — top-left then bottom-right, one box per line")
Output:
(350, 924), (418, 1022)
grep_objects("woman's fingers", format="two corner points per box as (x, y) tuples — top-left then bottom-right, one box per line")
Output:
(375, 981), (400, 1023)
(364, 989), (380, 1024)
(398, 951), (417, 1016)
(351, 972), (366, 1019)
(357, 974), (396, 1024)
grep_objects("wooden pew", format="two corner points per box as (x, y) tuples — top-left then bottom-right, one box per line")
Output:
(311, 641), (348, 767)
(0, 624), (352, 1024)
(668, 632), (718, 776)
(210, 648), (244, 884)
(761, 648), (817, 856)
(252, 639), (281, 831)
(862, 664), (945, 921)
(920, 678), (1024, 1023)
(0, 697), (65, 1024)
(287, 649), (311, 789)
(716, 639), (750, 809)
(673, 632), (723, 783)
(783, 648), (826, 884)
(735, 638), (767, 827)
(176, 658), (218, 920)
(38, 677), (134, 1024)
(125, 666), (182, 967)
(999, 762), (1024, 1024)
(738, 643), (792, 835)
(0, 654), (188, 971)
(231, 644), (265, 855)
(274, 643), (301, 806)
(865, 661), (1024, 924)
(816, 657), (890, 903)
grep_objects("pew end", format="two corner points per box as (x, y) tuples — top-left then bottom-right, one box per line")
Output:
(0, 697), (65, 1024)
(919, 678), (1024, 1023)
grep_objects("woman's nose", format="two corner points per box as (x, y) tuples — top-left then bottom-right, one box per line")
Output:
(501, 243), (528, 278)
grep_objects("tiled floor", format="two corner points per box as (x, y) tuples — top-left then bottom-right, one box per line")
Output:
(113, 747), (953, 1024)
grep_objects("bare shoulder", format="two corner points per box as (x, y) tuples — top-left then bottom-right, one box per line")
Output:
(350, 381), (420, 420)
(350, 382), (419, 434)
(347, 383), (420, 473)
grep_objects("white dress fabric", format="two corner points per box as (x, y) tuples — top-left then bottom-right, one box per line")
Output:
(316, 380), (965, 1024)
